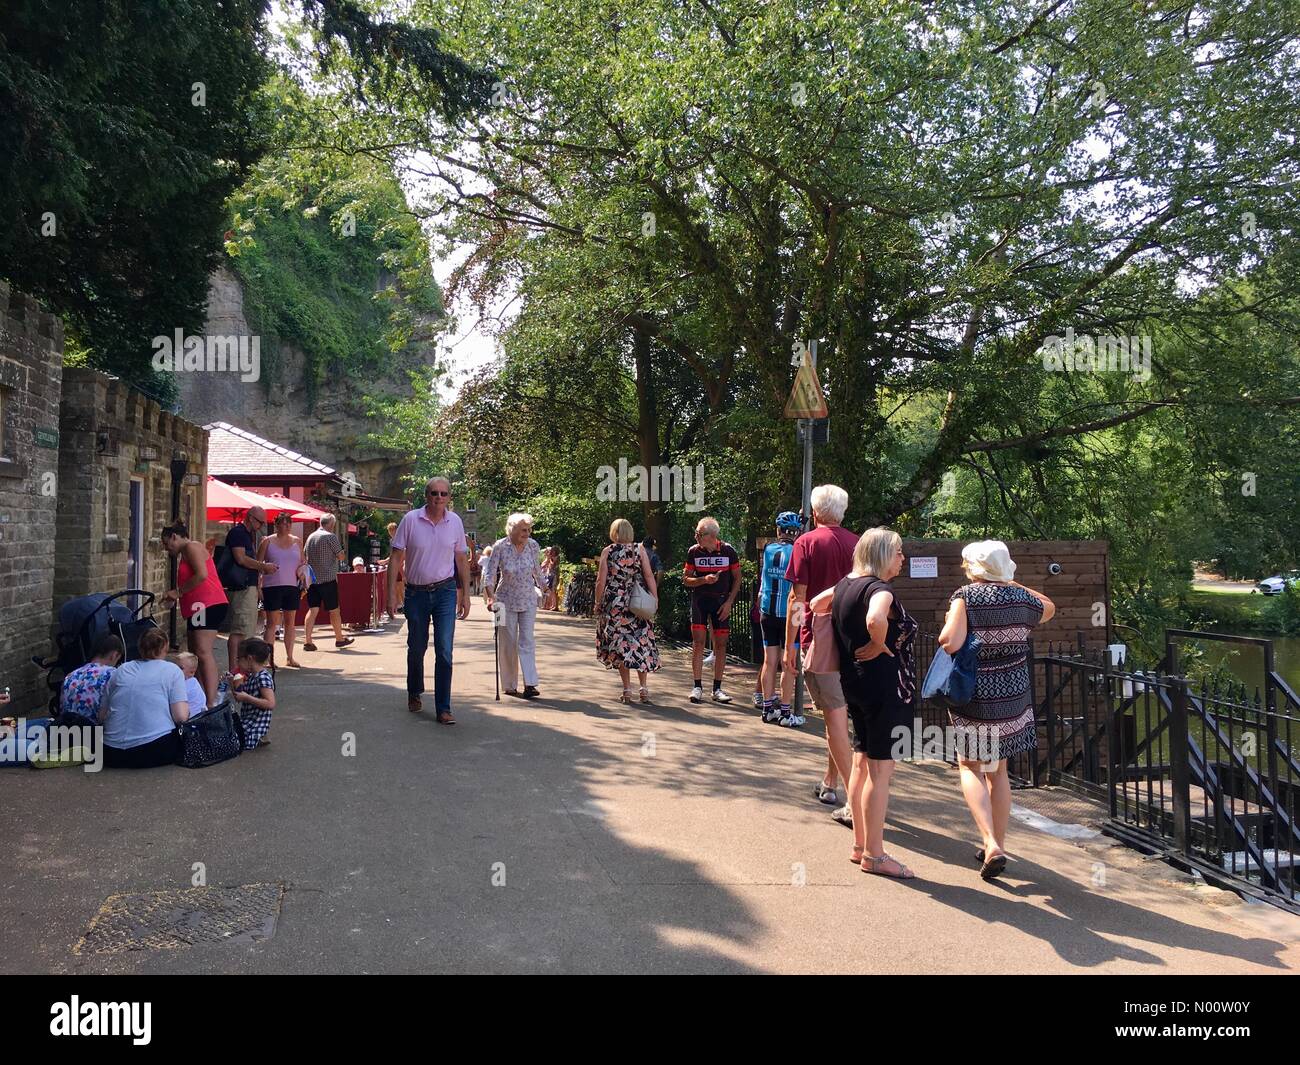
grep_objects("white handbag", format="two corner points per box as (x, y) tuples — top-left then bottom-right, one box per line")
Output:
(624, 548), (655, 624)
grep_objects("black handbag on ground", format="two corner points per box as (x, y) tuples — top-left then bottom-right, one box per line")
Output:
(176, 699), (244, 768)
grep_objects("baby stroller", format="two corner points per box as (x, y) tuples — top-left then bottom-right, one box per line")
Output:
(31, 589), (159, 714)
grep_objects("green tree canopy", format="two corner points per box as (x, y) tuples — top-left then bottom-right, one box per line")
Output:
(0, 0), (491, 391)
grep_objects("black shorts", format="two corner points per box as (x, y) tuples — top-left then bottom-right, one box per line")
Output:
(846, 694), (915, 760)
(187, 602), (229, 632)
(690, 596), (730, 633)
(263, 585), (300, 613)
(307, 580), (339, 611)
(760, 612), (796, 649)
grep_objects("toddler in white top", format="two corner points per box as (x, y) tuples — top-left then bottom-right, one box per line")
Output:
(168, 652), (208, 718)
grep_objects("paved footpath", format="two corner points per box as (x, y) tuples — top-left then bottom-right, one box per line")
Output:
(4, 605), (1300, 974)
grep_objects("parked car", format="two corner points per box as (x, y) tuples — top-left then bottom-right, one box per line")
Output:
(1258, 571), (1300, 595)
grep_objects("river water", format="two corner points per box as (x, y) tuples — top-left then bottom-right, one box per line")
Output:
(1188, 634), (1300, 699)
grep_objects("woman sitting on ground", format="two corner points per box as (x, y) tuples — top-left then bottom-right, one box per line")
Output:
(97, 628), (189, 769)
(58, 633), (124, 728)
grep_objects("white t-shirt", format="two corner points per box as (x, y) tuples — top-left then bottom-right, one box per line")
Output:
(102, 659), (188, 749)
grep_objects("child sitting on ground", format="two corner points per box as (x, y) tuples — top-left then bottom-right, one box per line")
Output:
(59, 633), (125, 727)
(222, 638), (276, 749)
(168, 652), (208, 719)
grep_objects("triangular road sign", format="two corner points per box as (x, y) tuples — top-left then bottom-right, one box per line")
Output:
(784, 355), (828, 419)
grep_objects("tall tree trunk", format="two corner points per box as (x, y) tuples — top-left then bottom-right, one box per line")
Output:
(633, 327), (670, 557)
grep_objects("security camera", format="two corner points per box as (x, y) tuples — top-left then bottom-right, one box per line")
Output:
(1048, 562), (1062, 576)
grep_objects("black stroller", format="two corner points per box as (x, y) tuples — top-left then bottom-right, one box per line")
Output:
(31, 590), (159, 714)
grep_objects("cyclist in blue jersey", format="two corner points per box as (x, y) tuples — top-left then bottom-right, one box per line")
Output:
(760, 511), (803, 725)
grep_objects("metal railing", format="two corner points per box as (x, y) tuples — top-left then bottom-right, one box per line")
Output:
(1037, 641), (1300, 911)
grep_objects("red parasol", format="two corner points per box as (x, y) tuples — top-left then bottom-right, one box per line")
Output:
(205, 478), (294, 523)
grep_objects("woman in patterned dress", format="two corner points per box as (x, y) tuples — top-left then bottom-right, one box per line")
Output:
(938, 540), (1054, 879)
(595, 519), (660, 704)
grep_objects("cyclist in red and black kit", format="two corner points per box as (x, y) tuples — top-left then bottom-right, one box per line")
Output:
(684, 516), (740, 703)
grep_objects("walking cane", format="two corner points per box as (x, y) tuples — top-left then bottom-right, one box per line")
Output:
(494, 608), (501, 701)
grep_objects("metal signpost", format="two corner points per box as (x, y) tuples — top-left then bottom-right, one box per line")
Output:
(784, 343), (829, 718)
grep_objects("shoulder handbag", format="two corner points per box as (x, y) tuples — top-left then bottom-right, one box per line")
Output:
(921, 601), (981, 708)
(175, 699), (244, 768)
(628, 547), (658, 621)
(216, 535), (255, 591)
(801, 608), (840, 674)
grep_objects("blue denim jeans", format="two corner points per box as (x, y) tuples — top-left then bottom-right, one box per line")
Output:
(405, 585), (458, 710)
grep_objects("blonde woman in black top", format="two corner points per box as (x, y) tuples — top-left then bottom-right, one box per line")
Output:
(820, 527), (918, 879)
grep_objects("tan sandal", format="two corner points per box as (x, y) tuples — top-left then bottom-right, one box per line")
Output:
(619, 689), (633, 703)
(850, 843), (865, 865)
(639, 686), (651, 704)
(861, 853), (915, 879)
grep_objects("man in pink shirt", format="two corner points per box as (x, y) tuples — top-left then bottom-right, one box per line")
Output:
(388, 476), (471, 723)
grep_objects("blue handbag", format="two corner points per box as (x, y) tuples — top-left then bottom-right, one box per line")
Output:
(922, 624), (981, 708)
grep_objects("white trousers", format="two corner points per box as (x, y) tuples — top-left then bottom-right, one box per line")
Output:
(498, 603), (539, 689)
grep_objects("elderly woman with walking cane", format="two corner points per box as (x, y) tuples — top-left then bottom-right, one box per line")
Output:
(484, 513), (546, 699)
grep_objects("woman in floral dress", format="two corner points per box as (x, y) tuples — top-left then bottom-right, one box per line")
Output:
(595, 519), (660, 703)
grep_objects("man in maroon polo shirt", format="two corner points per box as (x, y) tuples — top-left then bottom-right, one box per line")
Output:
(784, 484), (859, 825)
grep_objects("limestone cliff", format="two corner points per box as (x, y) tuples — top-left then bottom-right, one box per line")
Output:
(178, 266), (435, 500)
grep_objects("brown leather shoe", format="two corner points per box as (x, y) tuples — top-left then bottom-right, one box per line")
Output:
(408, 696), (423, 713)
(436, 709), (456, 725)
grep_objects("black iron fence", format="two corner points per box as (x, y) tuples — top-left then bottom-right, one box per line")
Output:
(906, 627), (1300, 910)
(1035, 639), (1300, 911)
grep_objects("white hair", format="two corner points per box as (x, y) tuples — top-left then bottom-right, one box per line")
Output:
(695, 516), (720, 538)
(320, 513), (336, 530)
(810, 484), (848, 523)
(505, 512), (534, 536)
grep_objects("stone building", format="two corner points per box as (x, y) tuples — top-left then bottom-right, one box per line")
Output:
(54, 369), (208, 607)
(0, 283), (208, 710)
(0, 282), (63, 710)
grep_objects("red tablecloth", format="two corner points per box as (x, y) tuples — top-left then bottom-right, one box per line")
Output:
(290, 572), (377, 626)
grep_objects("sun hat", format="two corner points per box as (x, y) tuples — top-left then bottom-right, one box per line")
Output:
(961, 540), (1016, 582)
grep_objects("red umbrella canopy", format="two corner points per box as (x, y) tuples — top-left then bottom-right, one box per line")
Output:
(260, 492), (333, 523)
(206, 478), (293, 523)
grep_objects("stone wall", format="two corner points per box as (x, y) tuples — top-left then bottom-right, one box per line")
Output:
(177, 266), (436, 500)
(55, 368), (208, 612)
(0, 281), (63, 709)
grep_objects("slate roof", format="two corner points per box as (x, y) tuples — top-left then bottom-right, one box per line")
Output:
(204, 421), (337, 480)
